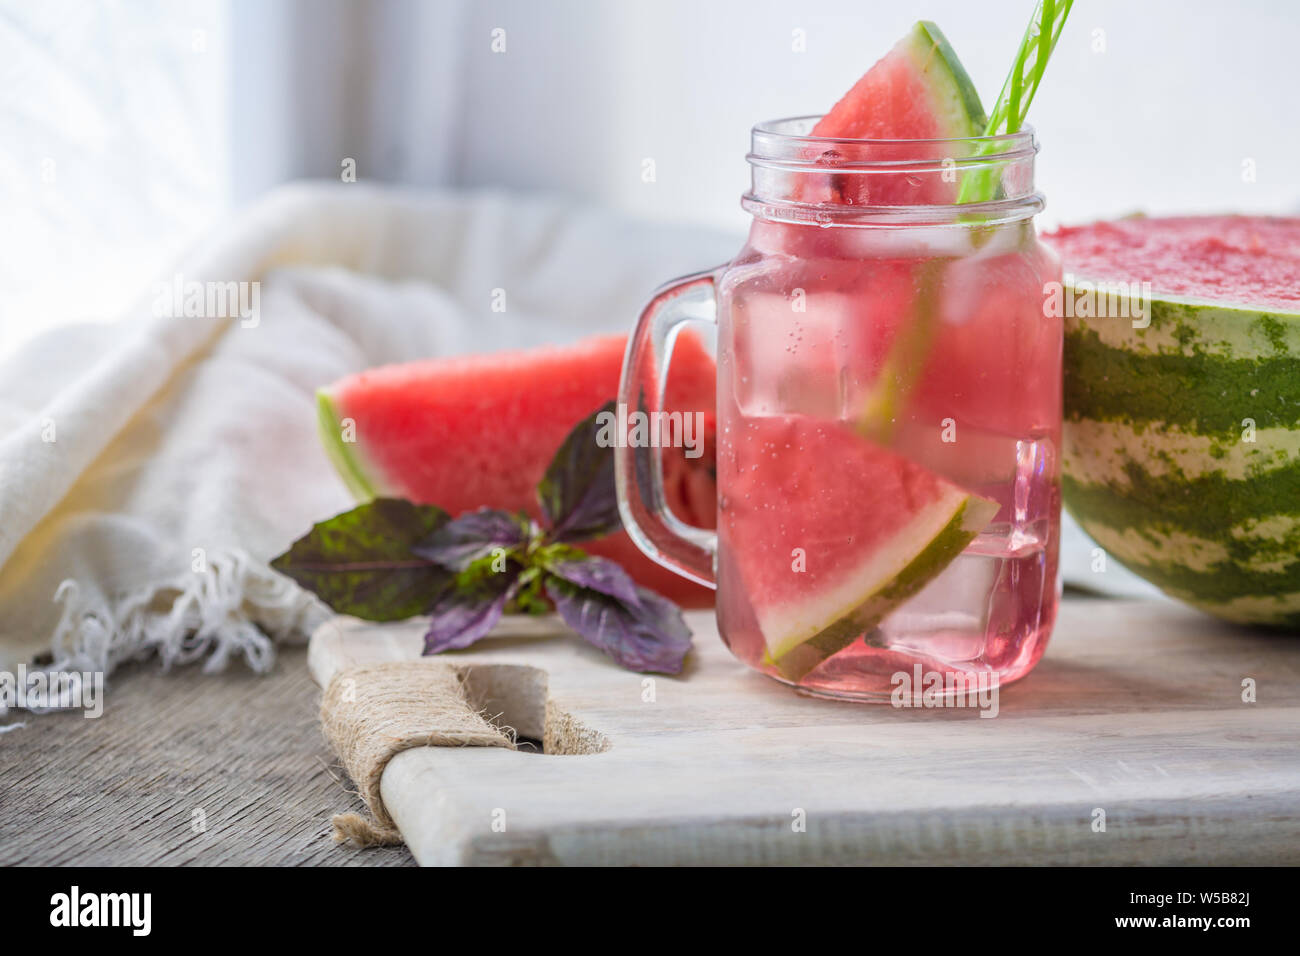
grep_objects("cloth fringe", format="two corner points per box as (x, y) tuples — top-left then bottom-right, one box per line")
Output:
(43, 549), (326, 684)
(320, 659), (515, 848)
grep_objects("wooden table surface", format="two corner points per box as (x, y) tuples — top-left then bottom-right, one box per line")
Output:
(312, 597), (1300, 865)
(3, 594), (1297, 866)
(0, 644), (411, 866)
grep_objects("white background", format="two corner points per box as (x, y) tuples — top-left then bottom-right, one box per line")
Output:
(2, 0), (1297, 360)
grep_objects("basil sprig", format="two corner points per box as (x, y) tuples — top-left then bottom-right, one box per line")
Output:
(272, 401), (692, 674)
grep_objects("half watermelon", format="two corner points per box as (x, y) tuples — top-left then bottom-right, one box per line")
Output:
(317, 333), (718, 608)
(1046, 215), (1300, 626)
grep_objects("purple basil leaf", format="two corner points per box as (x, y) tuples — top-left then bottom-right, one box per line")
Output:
(536, 399), (621, 542)
(413, 508), (530, 572)
(547, 555), (642, 607)
(269, 498), (451, 622)
(543, 576), (692, 674)
(422, 571), (516, 655)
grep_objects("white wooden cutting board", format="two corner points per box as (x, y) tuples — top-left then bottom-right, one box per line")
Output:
(308, 598), (1300, 866)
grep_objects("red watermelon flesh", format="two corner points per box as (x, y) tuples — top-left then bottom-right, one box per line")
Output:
(797, 21), (988, 208)
(319, 333), (717, 608)
(757, 22), (987, 263)
(1044, 216), (1300, 312)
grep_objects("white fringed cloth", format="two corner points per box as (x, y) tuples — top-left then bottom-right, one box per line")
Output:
(0, 182), (737, 716)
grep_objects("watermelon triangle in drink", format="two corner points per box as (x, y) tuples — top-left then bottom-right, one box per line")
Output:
(718, 416), (999, 682)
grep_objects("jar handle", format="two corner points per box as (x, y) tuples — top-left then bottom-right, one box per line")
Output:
(615, 270), (719, 589)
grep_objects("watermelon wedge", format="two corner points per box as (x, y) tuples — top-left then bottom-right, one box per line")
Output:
(815, 21), (985, 143)
(1045, 215), (1300, 627)
(757, 20), (987, 252)
(721, 416), (999, 681)
(318, 334), (718, 608)
(715, 22), (999, 678)
(811, 20), (982, 145)
(805, 22), (992, 438)
(806, 21), (987, 207)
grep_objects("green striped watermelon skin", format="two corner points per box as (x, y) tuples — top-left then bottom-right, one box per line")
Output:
(1062, 294), (1300, 627)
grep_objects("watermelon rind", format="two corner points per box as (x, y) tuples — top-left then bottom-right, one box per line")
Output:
(317, 389), (380, 502)
(1062, 286), (1300, 627)
(909, 20), (989, 137)
(764, 491), (1000, 681)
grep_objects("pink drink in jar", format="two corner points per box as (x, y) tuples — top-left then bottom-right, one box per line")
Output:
(618, 119), (1061, 701)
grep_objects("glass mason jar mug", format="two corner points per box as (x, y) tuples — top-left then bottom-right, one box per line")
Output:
(616, 118), (1063, 701)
